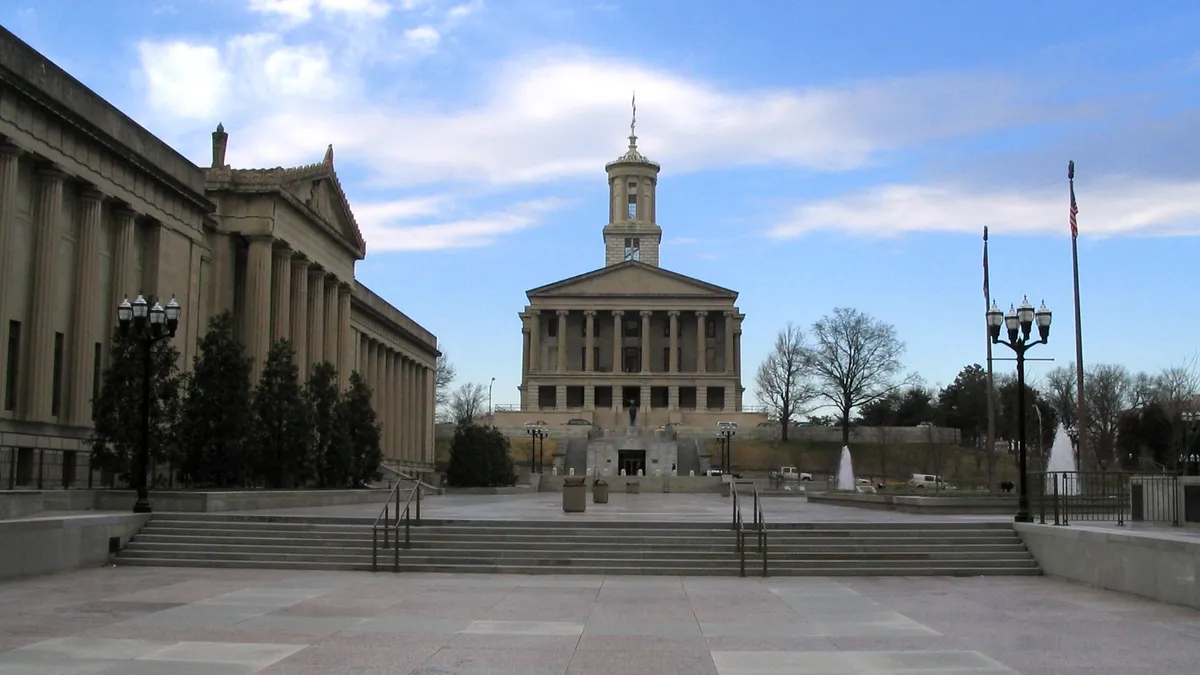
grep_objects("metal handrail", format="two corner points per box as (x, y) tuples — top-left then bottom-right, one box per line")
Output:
(371, 474), (435, 572)
(731, 479), (768, 577)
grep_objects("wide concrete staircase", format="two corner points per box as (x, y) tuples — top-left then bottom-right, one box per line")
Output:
(116, 514), (1039, 576)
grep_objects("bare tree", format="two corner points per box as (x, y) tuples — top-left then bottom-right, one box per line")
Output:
(1043, 364), (1077, 428)
(435, 353), (456, 422)
(1085, 364), (1133, 464)
(755, 323), (817, 442)
(1152, 355), (1200, 415)
(449, 382), (488, 427)
(804, 307), (916, 445)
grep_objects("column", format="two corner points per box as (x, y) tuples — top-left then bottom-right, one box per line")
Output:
(269, 245), (292, 342)
(521, 322), (531, 375)
(425, 365), (436, 464)
(420, 365), (431, 464)
(611, 310), (624, 373)
(668, 310), (679, 373)
(668, 385), (679, 410)
(307, 268), (325, 366)
(556, 310), (568, 372)
(324, 276), (339, 371)
(379, 347), (391, 459)
(338, 284), (352, 389)
(724, 311), (735, 373)
(0, 143), (20, 407)
(67, 188), (104, 425)
(365, 340), (377, 403)
(110, 209), (138, 315)
(584, 310), (595, 372)
(289, 256), (310, 377)
(528, 310), (540, 373)
(397, 354), (408, 461)
(695, 311), (708, 374)
(407, 360), (418, 461)
(24, 167), (66, 422)
(734, 319), (743, 411)
(639, 311), (651, 373)
(245, 235), (274, 382)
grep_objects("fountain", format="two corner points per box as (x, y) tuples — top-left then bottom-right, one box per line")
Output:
(1044, 424), (1079, 495)
(835, 446), (856, 491)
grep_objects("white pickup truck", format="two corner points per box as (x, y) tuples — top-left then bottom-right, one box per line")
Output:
(772, 466), (813, 482)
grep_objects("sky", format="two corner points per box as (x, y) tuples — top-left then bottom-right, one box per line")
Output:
(4, 0), (1199, 410)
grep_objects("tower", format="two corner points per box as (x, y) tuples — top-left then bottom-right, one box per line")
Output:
(603, 94), (662, 267)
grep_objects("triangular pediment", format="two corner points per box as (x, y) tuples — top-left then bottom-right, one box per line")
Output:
(282, 168), (367, 260)
(528, 261), (737, 299)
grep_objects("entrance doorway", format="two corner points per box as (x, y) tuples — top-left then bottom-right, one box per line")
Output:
(618, 449), (646, 477)
(622, 386), (641, 426)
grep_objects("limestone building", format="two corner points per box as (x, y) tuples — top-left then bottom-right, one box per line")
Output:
(0, 27), (437, 482)
(510, 117), (759, 433)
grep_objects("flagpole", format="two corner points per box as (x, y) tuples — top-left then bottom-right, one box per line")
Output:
(1069, 161), (1090, 468)
(983, 227), (997, 488)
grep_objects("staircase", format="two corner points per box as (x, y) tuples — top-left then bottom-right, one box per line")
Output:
(115, 515), (1039, 576)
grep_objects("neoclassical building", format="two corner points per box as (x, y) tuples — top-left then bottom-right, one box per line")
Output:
(509, 119), (752, 431)
(0, 27), (437, 480)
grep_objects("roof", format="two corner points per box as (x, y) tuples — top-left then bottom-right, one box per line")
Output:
(526, 261), (737, 300)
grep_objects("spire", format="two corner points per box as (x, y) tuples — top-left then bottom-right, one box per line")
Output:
(607, 92), (657, 168)
(629, 91), (637, 150)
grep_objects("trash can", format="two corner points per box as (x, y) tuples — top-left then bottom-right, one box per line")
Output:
(720, 479), (731, 498)
(626, 481), (641, 494)
(593, 479), (609, 504)
(563, 477), (587, 512)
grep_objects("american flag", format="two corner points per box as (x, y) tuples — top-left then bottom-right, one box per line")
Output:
(982, 226), (990, 301)
(1069, 180), (1079, 238)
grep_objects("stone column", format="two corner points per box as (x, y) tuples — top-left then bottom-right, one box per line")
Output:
(639, 311), (651, 373)
(397, 354), (408, 461)
(668, 311), (679, 373)
(420, 365), (431, 463)
(110, 209), (138, 315)
(0, 143), (20, 407)
(245, 235), (274, 382)
(724, 311), (735, 373)
(528, 310), (540, 373)
(289, 256), (310, 377)
(556, 310), (568, 372)
(24, 167), (66, 422)
(269, 245), (292, 343)
(324, 276), (339, 371)
(695, 311), (708, 374)
(67, 189), (105, 425)
(307, 269), (325, 366)
(338, 284), (352, 389)
(734, 320), (743, 411)
(365, 340), (377, 410)
(408, 359), (418, 461)
(584, 310), (595, 372)
(425, 365), (436, 464)
(379, 347), (391, 459)
(521, 322), (531, 376)
(611, 310), (624, 373)
(668, 385), (679, 410)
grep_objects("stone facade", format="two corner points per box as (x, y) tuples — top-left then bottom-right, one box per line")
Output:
(0, 28), (437, 475)
(504, 115), (763, 432)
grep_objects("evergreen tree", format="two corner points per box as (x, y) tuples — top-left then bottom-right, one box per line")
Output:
(177, 312), (252, 487)
(252, 339), (310, 488)
(305, 361), (343, 487)
(446, 423), (516, 488)
(335, 371), (382, 486)
(90, 328), (182, 485)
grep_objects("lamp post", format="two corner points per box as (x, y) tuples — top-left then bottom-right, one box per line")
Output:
(988, 296), (1052, 523)
(488, 377), (495, 423)
(117, 294), (181, 513)
(1179, 411), (1198, 475)
(717, 421), (737, 475)
(525, 422), (548, 475)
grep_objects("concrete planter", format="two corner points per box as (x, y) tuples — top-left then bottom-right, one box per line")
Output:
(593, 480), (609, 504)
(563, 477), (587, 512)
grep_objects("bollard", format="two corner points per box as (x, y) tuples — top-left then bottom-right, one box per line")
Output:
(637, 469), (643, 476)
(569, 468), (575, 476)
(552, 466), (558, 475)
(690, 470), (695, 476)
(620, 469), (626, 476)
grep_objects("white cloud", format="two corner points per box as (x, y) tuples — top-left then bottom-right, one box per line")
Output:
(403, 25), (441, 52)
(247, 0), (392, 23)
(356, 197), (571, 251)
(137, 41), (227, 119)
(767, 177), (1200, 239)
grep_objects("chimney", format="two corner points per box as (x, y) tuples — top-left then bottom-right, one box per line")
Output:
(211, 123), (228, 168)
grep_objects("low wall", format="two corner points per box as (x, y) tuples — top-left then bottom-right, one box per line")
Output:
(0, 490), (95, 518)
(538, 475), (724, 494)
(92, 489), (391, 512)
(807, 491), (1017, 514)
(0, 513), (149, 581)
(1015, 523), (1200, 610)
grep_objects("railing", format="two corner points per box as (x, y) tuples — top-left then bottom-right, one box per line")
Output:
(1030, 471), (1180, 527)
(731, 479), (768, 577)
(371, 473), (440, 572)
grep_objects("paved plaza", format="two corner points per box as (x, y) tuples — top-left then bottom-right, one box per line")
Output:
(1, 566), (1197, 675)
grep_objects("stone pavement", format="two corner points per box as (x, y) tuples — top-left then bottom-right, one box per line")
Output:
(231, 492), (1010, 523)
(1, 566), (1197, 674)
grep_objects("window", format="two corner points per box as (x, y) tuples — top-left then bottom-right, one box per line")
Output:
(706, 318), (716, 338)
(623, 317), (640, 338)
(663, 320), (671, 337)
(580, 346), (588, 368)
(623, 347), (640, 373)
(91, 343), (102, 419)
(547, 318), (557, 338)
(662, 347), (670, 370)
(627, 181), (638, 219)
(4, 321), (19, 411)
(623, 237), (640, 262)
(594, 346), (601, 371)
(51, 332), (64, 416)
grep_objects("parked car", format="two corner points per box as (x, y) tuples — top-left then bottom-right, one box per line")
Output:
(771, 466), (813, 481)
(907, 473), (956, 490)
(564, 418), (590, 425)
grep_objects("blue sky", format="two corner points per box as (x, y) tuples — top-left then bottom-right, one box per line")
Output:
(5, 0), (1200, 409)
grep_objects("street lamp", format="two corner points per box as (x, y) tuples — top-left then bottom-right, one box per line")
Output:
(988, 296), (1051, 523)
(524, 422), (548, 475)
(117, 294), (181, 513)
(717, 421), (737, 475)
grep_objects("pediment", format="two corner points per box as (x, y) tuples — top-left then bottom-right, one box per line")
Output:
(283, 172), (367, 259)
(528, 262), (737, 299)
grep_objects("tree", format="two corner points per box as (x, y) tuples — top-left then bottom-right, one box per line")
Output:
(251, 339), (310, 488)
(449, 382), (488, 426)
(804, 307), (914, 445)
(755, 323), (817, 441)
(1042, 364), (1078, 429)
(90, 329), (182, 485)
(176, 312), (252, 487)
(445, 422), (516, 487)
(336, 371), (383, 486)
(858, 392), (901, 426)
(435, 353), (456, 421)
(1116, 402), (1174, 470)
(1085, 364), (1133, 464)
(937, 364), (994, 487)
(894, 386), (936, 426)
(996, 375), (1057, 469)
(305, 361), (345, 487)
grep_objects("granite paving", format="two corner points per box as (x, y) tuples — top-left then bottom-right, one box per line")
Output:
(1, 566), (1197, 674)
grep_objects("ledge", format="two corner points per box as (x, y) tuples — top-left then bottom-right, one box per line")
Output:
(0, 513), (149, 581)
(807, 492), (1017, 514)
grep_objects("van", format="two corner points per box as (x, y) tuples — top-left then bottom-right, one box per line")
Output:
(907, 474), (955, 490)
